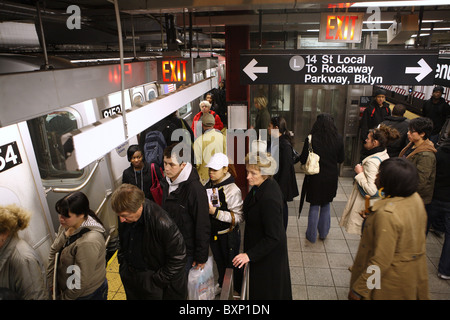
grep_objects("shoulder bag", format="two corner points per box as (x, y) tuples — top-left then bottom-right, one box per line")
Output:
(150, 163), (164, 205)
(301, 134), (320, 175)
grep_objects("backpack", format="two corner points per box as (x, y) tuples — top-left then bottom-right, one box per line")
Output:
(143, 130), (167, 167)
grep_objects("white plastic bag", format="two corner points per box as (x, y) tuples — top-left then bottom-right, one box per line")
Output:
(188, 256), (215, 300)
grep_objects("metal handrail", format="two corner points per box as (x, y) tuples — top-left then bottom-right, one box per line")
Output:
(46, 158), (102, 194)
(219, 263), (250, 300)
(240, 263), (250, 300)
(219, 268), (235, 300)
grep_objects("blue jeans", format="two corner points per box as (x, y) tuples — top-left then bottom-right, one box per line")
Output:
(428, 199), (450, 276)
(306, 203), (331, 243)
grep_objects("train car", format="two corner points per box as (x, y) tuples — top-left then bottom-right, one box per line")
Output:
(0, 54), (220, 268)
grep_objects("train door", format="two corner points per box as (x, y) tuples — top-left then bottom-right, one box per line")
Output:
(250, 84), (347, 172)
(0, 122), (55, 265)
(25, 100), (122, 257)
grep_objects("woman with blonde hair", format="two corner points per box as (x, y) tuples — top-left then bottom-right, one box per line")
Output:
(0, 204), (48, 299)
(232, 152), (291, 300)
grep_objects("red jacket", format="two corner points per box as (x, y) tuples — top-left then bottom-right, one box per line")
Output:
(191, 110), (224, 137)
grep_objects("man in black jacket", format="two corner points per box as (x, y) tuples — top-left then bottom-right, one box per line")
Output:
(161, 143), (210, 274)
(359, 89), (391, 161)
(360, 89), (391, 142)
(422, 86), (450, 145)
(111, 183), (187, 299)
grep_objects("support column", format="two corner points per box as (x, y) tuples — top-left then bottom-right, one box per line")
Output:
(225, 25), (250, 196)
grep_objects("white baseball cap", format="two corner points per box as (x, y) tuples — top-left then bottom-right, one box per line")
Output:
(206, 153), (229, 170)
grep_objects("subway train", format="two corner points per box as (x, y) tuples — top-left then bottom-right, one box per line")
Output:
(0, 54), (223, 267)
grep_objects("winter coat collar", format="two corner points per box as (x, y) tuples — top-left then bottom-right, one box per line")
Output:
(165, 162), (193, 194)
(205, 172), (234, 188)
(402, 139), (437, 159)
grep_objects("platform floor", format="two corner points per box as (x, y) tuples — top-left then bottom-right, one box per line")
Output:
(106, 174), (450, 300)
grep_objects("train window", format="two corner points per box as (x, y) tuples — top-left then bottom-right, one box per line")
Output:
(178, 102), (192, 119)
(27, 111), (84, 180)
(147, 89), (156, 101)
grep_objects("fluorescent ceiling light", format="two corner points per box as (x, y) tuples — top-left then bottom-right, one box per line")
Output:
(362, 20), (443, 24)
(411, 33), (431, 37)
(352, 1), (450, 7)
(307, 29), (388, 32)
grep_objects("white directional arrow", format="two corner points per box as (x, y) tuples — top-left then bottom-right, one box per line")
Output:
(243, 58), (268, 81)
(405, 58), (433, 82)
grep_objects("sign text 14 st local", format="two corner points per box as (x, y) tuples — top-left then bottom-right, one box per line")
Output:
(300, 54), (380, 85)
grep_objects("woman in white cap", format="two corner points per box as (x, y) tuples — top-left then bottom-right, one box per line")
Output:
(204, 153), (243, 295)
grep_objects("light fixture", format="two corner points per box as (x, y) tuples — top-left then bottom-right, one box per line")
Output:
(411, 33), (431, 37)
(352, 1), (450, 7)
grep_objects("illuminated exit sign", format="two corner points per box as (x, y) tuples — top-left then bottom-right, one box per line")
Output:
(319, 12), (364, 43)
(157, 58), (192, 84)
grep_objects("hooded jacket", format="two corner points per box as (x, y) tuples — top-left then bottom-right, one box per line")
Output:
(46, 216), (107, 300)
(204, 173), (244, 236)
(161, 164), (210, 264)
(399, 139), (437, 204)
(0, 235), (48, 300)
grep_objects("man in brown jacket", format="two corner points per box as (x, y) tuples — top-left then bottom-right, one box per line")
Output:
(399, 117), (437, 231)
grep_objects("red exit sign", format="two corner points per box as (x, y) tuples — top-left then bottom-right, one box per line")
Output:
(157, 58), (192, 84)
(319, 12), (363, 43)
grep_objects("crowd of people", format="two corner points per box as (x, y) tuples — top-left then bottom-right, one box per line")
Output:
(1, 86), (449, 301)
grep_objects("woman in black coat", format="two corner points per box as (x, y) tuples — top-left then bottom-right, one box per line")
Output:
(269, 116), (299, 230)
(299, 113), (345, 243)
(122, 144), (162, 202)
(232, 152), (292, 300)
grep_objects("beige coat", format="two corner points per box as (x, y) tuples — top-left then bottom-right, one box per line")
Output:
(46, 216), (106, 300)
(194, 128), (227, 185)
(340, 150), (389, 235)
(0, 236), (48, 300)
(350, 193), (429, 300)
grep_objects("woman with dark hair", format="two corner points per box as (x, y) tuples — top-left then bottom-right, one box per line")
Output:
(348, 158), (429, 300)
(299, 113), (344, 242)
(269, 116), (299, 230)
(340, 124), (399, 236)
(122, 144), (162, 201)
(47, 192), (108, 300)
(399, 117), (437, 230)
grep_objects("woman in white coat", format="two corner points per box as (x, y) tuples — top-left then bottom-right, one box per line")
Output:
(340, 125), (399, 235)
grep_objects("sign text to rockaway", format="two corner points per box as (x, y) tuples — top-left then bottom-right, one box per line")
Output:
(240, 50), (438, 86)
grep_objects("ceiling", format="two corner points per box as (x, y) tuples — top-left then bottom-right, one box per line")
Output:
(0, 0), (450, 66)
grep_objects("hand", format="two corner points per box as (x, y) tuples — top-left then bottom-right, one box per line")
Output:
(192, 261), (206, 270)
(208, 204), (216, 215)
(232, 253), (249, 269)
(359, 210), (368, 219)
(354, 164), (363, 174)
